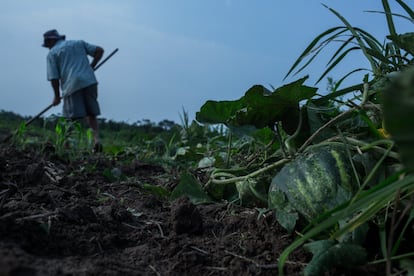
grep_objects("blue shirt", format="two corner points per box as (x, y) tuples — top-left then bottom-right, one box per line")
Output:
(46, 40), (98, 96)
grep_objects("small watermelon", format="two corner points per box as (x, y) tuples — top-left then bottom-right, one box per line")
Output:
(268, 145), (357, 231)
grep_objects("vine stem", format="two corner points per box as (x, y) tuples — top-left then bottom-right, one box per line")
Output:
(341, 137), (398, 160)
(321, 137), (398, 161)
(369, 251), (414, 265)
(298, 75), (375, 154)
(298, 107), (357, 153)
(209, 158), (290, 185)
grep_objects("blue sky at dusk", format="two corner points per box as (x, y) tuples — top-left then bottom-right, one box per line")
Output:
(0, 1), (411, 123)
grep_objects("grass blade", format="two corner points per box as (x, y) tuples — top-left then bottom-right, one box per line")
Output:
(356, 28), (384, 53)
(284, 26), (345, 79)
(365, 47), (395, 67)
(322, 4), (379, 74)
(326, 35), (355, 66)
(382, 0), (403, 65)
(292, 47), (323, 77)
(382, 0), (397, 36)
(365, 10), (414, 23)
(395, 0), (414, 19)
(316, 46), (361, 84)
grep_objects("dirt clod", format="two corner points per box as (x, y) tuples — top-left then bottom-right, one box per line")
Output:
(171, 197), (203, 235)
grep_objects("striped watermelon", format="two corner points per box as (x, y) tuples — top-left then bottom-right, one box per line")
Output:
(268, 145), (357, 226)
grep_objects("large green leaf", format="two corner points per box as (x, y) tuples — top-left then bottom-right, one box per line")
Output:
(195, 98), (247, 125)
(303, 240), (367, 276)
(306, 101), (338, 143)
(196, 77), (317, 133)
(170, 173), (213, 204)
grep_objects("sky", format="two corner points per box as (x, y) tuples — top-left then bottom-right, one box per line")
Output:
(0, 1), (412, 124)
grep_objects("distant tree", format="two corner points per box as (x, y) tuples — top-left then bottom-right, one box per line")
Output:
(158, 119), (177, 131)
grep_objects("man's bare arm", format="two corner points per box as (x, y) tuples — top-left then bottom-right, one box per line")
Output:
(91, 47), (104, 69)
(51, 79), (61, 106)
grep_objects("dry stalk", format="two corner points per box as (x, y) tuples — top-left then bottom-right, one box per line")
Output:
(15, 211), (58, 222)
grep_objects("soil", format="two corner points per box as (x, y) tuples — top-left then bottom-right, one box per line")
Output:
(0, 145), (384, 276)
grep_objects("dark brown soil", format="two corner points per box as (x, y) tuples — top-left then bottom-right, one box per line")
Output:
(0, 145), (383, 276)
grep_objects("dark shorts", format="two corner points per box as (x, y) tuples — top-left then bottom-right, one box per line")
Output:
(63, 84), (101, 119)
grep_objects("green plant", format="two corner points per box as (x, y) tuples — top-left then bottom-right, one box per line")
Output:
(11, 122), (27, 147)
(54, 118), (93, 157)
(285, 3), (414, 83)
(275, 1), (414, 275)
(192, 1), (414, 275)
(196, 77), (317, 137)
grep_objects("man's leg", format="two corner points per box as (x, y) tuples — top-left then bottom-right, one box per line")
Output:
(83, 84), (101, 151)
(86, 115), (101, 146)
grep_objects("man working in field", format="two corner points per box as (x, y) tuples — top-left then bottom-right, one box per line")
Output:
(42, 29), (104, 152)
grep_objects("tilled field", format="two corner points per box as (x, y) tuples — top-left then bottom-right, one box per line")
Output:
(0, 145), (383, 275)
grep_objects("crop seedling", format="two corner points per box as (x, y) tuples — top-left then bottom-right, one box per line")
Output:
(11, 122), (27, 148)
(53, 118), (94, 157)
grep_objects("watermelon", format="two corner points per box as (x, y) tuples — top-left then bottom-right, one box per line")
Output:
(268, 145), (357, 231)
